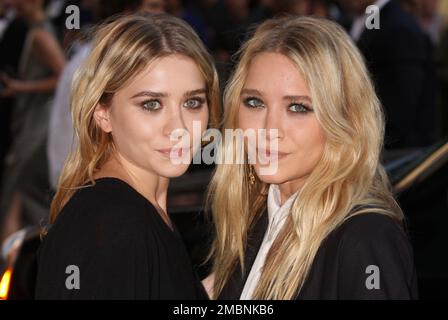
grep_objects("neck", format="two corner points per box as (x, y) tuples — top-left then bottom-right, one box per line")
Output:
(277, 177), (307, 205)
(95, 153), (170, 214)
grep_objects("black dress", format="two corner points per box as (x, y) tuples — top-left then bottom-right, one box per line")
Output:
(35, 177), (207, 299)
(219, 210), (418, 300)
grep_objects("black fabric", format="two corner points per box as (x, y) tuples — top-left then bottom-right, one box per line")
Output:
(34, 177), (207, 300)
(0, 18), (28, 198)
(356, 0), (436, 149)
(219, 211), (418, 300)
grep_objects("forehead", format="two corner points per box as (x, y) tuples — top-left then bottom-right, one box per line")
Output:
(120, 54), (206, 94)
(244, 52), (309, 95)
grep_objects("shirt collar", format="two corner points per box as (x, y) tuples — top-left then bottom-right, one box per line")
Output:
(267, 184), (299, 227)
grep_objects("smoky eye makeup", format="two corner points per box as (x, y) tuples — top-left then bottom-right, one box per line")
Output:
(183, 96), (206, 110)
(288, 101), (313, 113)
(136, 96), (207, 113)
(242, 96), (265, 109)
(140, 99), (162, 112)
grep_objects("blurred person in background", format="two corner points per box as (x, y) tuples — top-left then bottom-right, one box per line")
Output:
(138, 0), (165, 13)
(0, 0), (27, 197)
(401, 0), (448, 139)
(247, 0), (342, 24)
(44, 0), (96, 56)
(340, 0), (437, 149)
(0, 0), (65, 242)
(414, 0), (445, 45)
(438, 1), (448, 137)
(165, 0), (208, 45)
(413, 0), (448, 138)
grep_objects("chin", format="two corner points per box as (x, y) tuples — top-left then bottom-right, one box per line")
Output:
(155, 163), (190, 179)
(255, 167), (290, 185)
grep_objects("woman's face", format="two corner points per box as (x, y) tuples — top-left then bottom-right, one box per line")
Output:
(94, 54), (209, 178)
(238, 52), (325, 190)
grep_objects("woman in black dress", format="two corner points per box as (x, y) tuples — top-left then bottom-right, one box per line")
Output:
(35, 13), (220, 299)
(206, 16), (418, 299)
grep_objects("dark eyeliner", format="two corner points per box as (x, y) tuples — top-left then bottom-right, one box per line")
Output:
(141, 99), (162, 112)
(243, 96), (264, 108)
(184, 96), (206, 109)
(289, 102), (312, 113)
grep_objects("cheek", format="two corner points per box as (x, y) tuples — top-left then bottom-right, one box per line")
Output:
(111, 109), (156, 148)
(289, 119), (325, 164)
(237, 106), (260, 131)
(184, 108), (209, 140)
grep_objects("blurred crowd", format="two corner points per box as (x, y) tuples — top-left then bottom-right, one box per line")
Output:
(0, 0), (447, 243)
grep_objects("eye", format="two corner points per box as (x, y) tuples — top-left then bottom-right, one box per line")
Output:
(142, 99), (162, 111)
(243, 97), (264, 109)
(289, 103), (311, 113)
(183, 97), (205, 109)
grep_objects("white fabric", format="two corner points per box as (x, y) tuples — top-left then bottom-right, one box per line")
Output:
(240, 184), (299, 300)
(0, 10), (15, 41)
(350, 0), (391, 41)
(47, 42), (91, 188)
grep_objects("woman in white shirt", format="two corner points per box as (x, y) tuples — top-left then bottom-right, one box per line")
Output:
(205, 16), (418, 300)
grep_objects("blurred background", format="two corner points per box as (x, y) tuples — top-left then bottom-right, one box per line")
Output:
(0, 0), (447, 300)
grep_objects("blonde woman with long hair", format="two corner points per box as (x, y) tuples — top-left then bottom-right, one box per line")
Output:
(35, 13), (220, 299)
(208, 16), (417, 299)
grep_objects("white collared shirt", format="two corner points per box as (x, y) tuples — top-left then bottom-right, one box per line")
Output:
(240, 184), (299, 300)
(350, 0), (391, 41)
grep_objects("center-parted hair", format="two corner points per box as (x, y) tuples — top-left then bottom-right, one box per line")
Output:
(208, 16), (403, 299)
(49, 13), (220, 224)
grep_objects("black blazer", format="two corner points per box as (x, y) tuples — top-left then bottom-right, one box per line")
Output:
(356, 0), (436, 149)
(218, 210), (418, 300)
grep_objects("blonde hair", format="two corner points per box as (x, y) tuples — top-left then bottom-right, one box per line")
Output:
(49, 13), (220, 224)
(208, 16), (403, 299)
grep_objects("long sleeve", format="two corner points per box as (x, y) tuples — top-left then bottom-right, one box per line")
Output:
(35, 198), (153, 299)
(35, 178), (205, 300)
(336, 214), (418, 299)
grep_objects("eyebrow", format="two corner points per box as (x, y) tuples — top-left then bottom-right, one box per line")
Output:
(284, 95), (312, 103)
(130, 88), (207, 99)
(241, 88), (312, 103)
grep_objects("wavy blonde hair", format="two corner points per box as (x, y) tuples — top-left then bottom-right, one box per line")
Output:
(48, 13), (220, 224)
(208, 16), (403, 299)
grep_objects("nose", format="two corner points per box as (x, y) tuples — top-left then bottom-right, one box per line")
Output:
(163, 105), (188, 141)
(264, 105), (284, 142)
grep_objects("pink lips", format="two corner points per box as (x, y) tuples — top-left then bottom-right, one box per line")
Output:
(157, 147), (189, 158)
(256, 148), (289, 160)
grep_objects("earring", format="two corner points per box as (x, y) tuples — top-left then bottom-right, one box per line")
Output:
(248, 165), (256, 185)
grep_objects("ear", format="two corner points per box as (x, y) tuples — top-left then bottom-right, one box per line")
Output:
(93, 103), (112, 133)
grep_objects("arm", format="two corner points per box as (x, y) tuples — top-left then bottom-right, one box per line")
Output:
(35, 206), (152, 300)
(0, 29), (65, 97)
